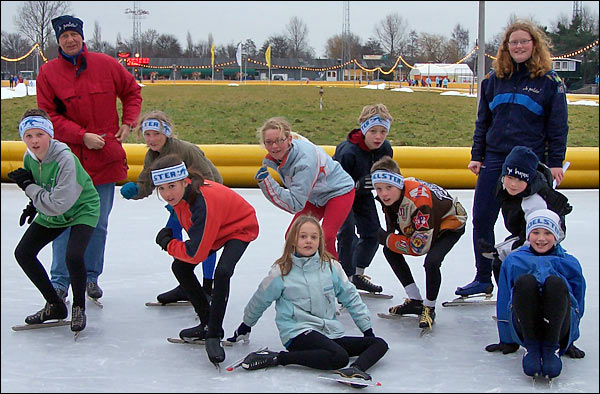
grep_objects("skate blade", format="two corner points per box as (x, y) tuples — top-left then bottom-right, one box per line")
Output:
(420, 326), (433, 337)
(86, 295), (103, 308)
(12, 320), (71, 331)
(167, 337), (235, 347)
(74, 331), (82, 341)
(358, 291), (393, 299)
(377, 312), (418, 320)
(145, 301), (192, 307)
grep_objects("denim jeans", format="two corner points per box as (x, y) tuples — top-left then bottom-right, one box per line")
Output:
(51, 183), (115, 292)
(166, 207), (215, 279)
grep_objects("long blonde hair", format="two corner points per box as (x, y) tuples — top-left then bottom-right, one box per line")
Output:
(493, 19), (553, 79)
(274, 215), (334, 277)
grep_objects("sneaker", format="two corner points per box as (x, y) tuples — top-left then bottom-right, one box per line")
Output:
(206, 337), (225, 364)
(241, 349), (279, 370)
(454, 280), (493, 297)
(86, 282), (103, 299)
(25, 301), (68, 325)
(334, 366), (372, 381)
(179, 323), (208, 342)
(541, 342), (562, 378)
(418, 306), (436, 329)
(71, 305), (86, 332)
(157, 285), (188, 304)
(389, 298), (423, 316)
(55, 287), (68, 303)
(352, 274), (383, 293)
(522, 340), (542, 377)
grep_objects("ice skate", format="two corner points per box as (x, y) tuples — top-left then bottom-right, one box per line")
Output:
(541, 342), (562, 379)
(241, 349), (279, 370)
(444, 280), (495, 307)
(25, 301), (68, 325)
(156, 285), (188, 305)
(334, 366), (372, 381)
(352, 274), (383, 294)
(179, 323), (208, 343)
(389, 298), (423, 316)
(71, 305), (86, 339)
(418, 306), (435, 335)
(206, 337), (226, 368)
(86, 281), (103, 299)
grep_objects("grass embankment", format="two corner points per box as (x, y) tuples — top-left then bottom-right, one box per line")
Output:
(1, 85), (598, 146)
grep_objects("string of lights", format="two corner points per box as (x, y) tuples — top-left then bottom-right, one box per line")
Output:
(2, 39), (597, 74)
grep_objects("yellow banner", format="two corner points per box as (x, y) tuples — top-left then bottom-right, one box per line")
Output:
(265, 45), (271, 68)
(211, 44), (215, 67)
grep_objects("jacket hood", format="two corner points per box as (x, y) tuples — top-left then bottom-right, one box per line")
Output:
(28, 139), (70, 164)
(347, 129), (370, 152)
(291, 251), (322, 271)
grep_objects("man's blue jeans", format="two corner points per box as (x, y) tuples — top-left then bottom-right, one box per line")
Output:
(51, 183), (115, 292)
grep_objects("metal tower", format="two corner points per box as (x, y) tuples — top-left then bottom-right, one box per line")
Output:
(125, 1), (149, 56)
(341, 1), (350, 81)
(572, 1), (583, 20)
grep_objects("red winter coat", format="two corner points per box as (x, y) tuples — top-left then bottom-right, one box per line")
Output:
(36, 44), (142, 185)
(168, 180), (260, 264)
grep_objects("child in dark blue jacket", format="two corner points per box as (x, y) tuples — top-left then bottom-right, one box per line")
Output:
(489, 209), (585, 379)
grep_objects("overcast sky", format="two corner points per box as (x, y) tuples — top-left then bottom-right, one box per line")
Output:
(2, 1), (598, 56)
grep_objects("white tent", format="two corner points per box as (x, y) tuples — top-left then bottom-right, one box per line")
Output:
(409, 63), (474, 83)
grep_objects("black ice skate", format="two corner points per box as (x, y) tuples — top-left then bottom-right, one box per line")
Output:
(419, 306), (436, 335)
(334, 366), (372, 381)
(25, 301), (68, 325)
(389, 298), (423, 316)
(156, 285), (188, 304)
(206, 337), (226, 368)
(241, 349), (279, 370)
(71, 305), (86, 336)
(179, 323), (208, 343)
(352, 274), (383, 294)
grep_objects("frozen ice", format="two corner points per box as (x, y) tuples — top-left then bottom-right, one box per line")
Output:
(1, 184), (598, 392)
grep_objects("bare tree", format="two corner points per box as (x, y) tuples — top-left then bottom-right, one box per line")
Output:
(15, 1), (71, 52)
(285, 16), (311, 59)
(418, 32), (449, 63)
(325, 32), (362, 59)
(260, 35), (289, 58)
(374, 13), (409, 58)
(184, 31), (194, 57)
(243, 39), (257, 58)
(155, 33), (182, 58)
(87, 21), (103, 52)
(140, 29), (159, 57)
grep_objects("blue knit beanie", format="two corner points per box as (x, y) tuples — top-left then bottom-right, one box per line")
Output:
(52, 15), (84, 42)
(502, 146), (539, 185)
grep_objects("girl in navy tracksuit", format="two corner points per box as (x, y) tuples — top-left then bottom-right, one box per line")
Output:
(456, 20), (569, 297)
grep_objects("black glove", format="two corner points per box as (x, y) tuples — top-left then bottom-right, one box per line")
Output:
(155, 227), (174, 251)
(355, 174), (373, 191)
(564, 343), (585, 359)
(226, 322), (251, 343)
(377, 228), (388, 246)
(362, 328), (375, 337)
(7, 168), (35, 191)
(485, 342), (519, 354)
(19, 200), (37, 226)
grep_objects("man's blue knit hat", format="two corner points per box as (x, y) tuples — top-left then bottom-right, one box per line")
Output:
(502, 146), (539, 185)
(52, 15), (84, 42)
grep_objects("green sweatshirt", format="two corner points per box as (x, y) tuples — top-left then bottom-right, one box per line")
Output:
(23, 139), (100, 228)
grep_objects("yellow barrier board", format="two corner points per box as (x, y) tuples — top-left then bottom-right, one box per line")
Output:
(1, 141), (597, 189)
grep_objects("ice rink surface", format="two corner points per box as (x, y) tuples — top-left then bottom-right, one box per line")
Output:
(1, 184), (598, 392)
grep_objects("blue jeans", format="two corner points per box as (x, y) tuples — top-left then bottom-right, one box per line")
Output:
(337, 195), (380, 278)
(51, 183), (115, 291)
(471, 153), (505, 284)
(166, 208), (215, 279)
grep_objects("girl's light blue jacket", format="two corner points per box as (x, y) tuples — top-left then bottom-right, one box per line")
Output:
(243, 252), (372, 348)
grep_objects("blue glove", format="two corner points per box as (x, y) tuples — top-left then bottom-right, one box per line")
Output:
(120, 182), (139, 199)
(363, 328), (375, 337)
(255, 167), (269, 182)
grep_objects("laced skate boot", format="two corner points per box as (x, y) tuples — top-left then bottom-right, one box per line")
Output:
(454, 280), (493, 297)
(541, 342), (562, 379)
(522, 340), (542, 377)
(352, 274), (383, 293)
(241, 349), (279, 370)
(86, 282), (103, 299)
(206, 337), (225, 364)
(389, 298), (423, 316)
(179, 323), (208, 342)
(25, 301), (68, 325)
(156, 285), (188, 304)
(418, 306), (436, 329)
(71, 305), (86, 332)
(334, 365), (372, 381)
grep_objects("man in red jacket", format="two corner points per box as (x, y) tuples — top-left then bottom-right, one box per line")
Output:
(36, 15), (142, 301)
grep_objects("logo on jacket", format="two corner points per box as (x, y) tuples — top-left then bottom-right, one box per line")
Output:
(412, 210), (430, 230)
